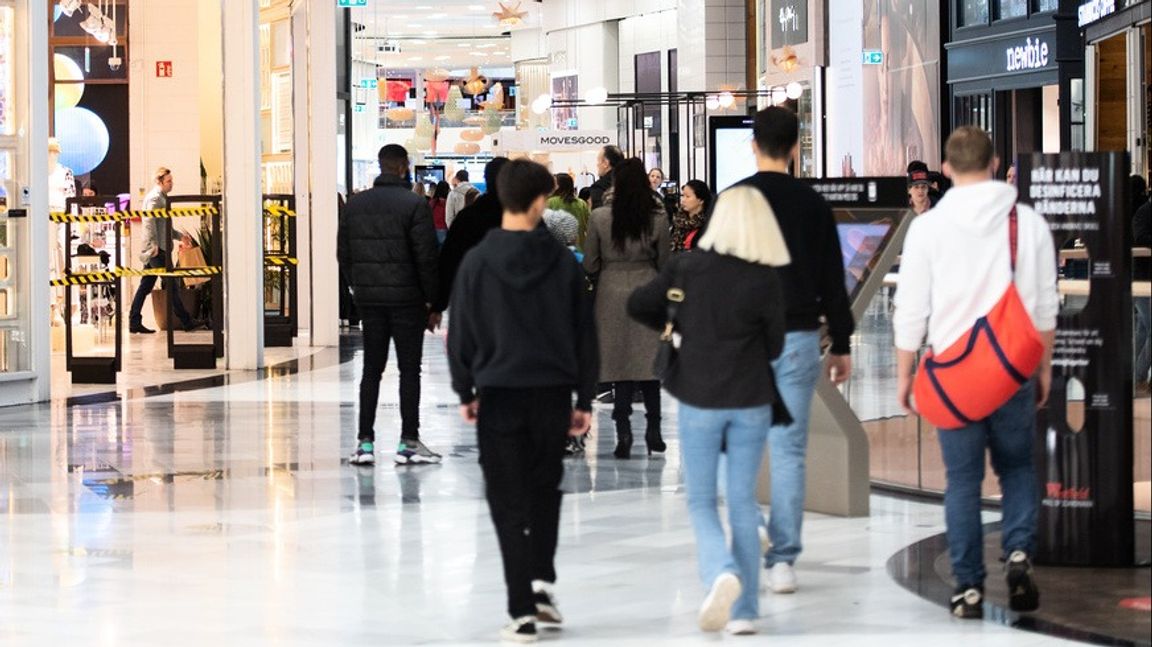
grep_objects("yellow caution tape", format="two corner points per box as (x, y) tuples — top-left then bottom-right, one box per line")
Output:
(49, 207), (219, 223)
(264, 256), (299, 266)
(264, 206), (296, 217)
(50, 265), (223, 286)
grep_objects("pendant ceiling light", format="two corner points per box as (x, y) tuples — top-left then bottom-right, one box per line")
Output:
(463, 68), (489, 96)
(492, 1), (528, 27)
(771, 45), (799, 73)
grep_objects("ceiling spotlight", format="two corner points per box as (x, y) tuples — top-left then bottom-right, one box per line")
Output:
(585, 87), (608, 104)
(785, 82), (803, 99)
(771, 88), (788, 105)
(58, 0), (82, 16)
(717, 91), (735, 109)
(531, 93), (553, 115)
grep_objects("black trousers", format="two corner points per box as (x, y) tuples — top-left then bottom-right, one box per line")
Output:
(358, 305), (425, 442)
(611, 380), (661, 425)
(128, 254), (193, 328)
(478, 386), (570, 619)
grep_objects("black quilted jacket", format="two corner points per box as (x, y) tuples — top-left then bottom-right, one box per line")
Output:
(338, 174), (439, 307)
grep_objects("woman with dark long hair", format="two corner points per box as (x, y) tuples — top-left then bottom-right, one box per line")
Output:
(547, 173), (591, 248)
(430, 180), (451, 245)
(583, 158), (670, 458)
(672, 180), (713, 251)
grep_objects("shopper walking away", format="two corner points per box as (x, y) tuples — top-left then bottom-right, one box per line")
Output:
(733, 107), (855, 593)
(339, 144), (441, 466)
(629, 186), (792, 635)
(430, 180), (451, 245)
(547, 173), (591, 248)
(445, 169), (473, 229)
(588, 145), (624, 210)
(448, 159), (598, 644)
(672, 180), (713, 252)
(583, 158), (671, 458)
(432, 157), (510, 317)
(894, 126), (1058, 619)
(127, 167), (197, 334)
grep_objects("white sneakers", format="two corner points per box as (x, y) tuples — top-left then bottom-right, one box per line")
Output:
(767, 562), (798, 594)
(726, 619), (758, 635)
(698, 572), (742, 632)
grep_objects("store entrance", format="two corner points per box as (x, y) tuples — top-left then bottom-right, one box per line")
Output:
(993, 86), (1061, 170)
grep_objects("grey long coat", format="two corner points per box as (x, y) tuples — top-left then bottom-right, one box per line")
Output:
(583, 206), (670, 382)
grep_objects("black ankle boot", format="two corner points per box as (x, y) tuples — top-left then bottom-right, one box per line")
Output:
(645, 417), (666, 455)
(613, 417), (633, 459)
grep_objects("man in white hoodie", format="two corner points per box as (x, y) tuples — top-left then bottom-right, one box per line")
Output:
(894, 126), (1059, 620)
(445, 169), (474, 229)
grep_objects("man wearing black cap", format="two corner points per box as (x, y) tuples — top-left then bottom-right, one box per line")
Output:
(908, 168), (933, 215)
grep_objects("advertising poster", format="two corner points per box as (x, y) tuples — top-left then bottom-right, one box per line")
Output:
(551, 75), (578, 131)
(1017, 151), (1135, 567)
(860, 0), (940, 175)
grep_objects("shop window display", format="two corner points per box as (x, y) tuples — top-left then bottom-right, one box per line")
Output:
(959, 0), (988, 26)
(0, 5), (28, 373)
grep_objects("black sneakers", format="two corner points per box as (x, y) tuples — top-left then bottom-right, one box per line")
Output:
(950, 586), (984, 619)
(533, 581), (563, 624)
(500, 616), (538, 643)
(1006, 551), (1041, 612)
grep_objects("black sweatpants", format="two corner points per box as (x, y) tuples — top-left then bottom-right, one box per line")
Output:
(477, 386), (570, 619)
(358, 305), (426, 442)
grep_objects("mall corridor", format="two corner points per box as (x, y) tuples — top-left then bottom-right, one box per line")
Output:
(0, 332), (1100, 646)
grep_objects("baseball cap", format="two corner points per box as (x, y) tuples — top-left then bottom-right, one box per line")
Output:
(908, 169), (931, 186)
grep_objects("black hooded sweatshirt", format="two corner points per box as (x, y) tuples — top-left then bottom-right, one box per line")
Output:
(447, 226), (599, 410)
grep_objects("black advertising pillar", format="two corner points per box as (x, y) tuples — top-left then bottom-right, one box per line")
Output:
(1018, 151), (1134, 567)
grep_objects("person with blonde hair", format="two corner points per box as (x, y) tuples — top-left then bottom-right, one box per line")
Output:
(626, 185), (791, 635)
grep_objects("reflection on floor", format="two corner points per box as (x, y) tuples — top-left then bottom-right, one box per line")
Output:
(50, 329), (323, 401)
(889, 522), (1152, 646)
(848, 295), (1152, 512)
(0, 332), (1099, 644)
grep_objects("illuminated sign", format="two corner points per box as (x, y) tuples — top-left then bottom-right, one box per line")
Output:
(1005, 36), (1050, 72)
(1078, 0), (1116, 28)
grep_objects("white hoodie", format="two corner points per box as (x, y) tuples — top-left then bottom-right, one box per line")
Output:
(894, 180), (1059, 353)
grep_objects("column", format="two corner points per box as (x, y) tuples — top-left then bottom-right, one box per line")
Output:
(222, 0), (264, 368)
(305, 0), (339, 348)
(25, 0), (51, 401)
(291, 0), (312, 341)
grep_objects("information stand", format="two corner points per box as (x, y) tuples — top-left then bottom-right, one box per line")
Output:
(755, 178), (911, 517)
(57, 196), (123, 384)
(262, 194), (297, 347)
(1017, 152), (1136, 567)
(164, 195), (224, 369)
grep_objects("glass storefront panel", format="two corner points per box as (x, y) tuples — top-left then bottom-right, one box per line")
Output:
(998, 0), (1026, 19)
(1033, 0), (1058, 11)
(959, 0), (989, 27)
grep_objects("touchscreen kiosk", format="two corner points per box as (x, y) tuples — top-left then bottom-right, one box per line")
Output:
(756, 178), (912, 517)
(709, 115), (758, 193)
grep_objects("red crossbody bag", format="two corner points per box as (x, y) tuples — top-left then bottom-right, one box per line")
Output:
(912, 207), (1045, 429)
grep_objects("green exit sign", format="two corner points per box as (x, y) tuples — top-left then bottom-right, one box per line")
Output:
(338, 0), (367, 7)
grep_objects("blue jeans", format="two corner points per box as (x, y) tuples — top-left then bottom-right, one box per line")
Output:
(937, 380), (1038, 587)
(680, 402), (772, 621)
(1135, 297), (1151, 383)
(763, 331), (822, 567)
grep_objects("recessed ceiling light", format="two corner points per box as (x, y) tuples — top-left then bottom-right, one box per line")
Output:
(457, 43), (471, 48)
(408, 56), (424, 62)
(435, 55), (450, 61)
(468, 4), (485, 10)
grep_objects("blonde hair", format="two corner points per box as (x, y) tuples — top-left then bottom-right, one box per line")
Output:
(697, 186), (791, 267)
(154, 167), (172, 182)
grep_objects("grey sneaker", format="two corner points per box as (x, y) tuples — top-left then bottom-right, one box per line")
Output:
(395, 439), (442, 465)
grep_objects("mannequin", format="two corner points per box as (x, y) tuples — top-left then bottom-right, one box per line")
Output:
(48, 138), (76, 325)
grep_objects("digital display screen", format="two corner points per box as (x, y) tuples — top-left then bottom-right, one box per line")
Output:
(713, 127), (758, 192)
(833, 208), (904, 302)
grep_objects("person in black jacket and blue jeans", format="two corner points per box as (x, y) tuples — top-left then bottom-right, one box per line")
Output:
(629, 186), (792, 635)
(734, 107), (855, 595)
(447, 159), (598, 644)
(338, 144), (441, 466)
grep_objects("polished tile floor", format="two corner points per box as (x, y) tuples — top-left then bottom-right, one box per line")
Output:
(0, 331), (1090, 645)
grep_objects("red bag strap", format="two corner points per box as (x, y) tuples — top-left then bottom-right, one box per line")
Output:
(1009, 206), (1018, 274)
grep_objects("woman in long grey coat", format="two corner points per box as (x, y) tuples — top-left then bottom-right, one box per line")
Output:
(583, 158), (671, 458)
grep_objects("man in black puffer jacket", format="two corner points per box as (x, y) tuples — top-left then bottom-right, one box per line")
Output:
(338, 144), (440, 467)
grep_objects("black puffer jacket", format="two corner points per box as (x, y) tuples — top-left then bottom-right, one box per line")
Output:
(338, 174), (439, 307)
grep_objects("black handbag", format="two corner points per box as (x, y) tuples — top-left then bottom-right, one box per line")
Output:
(653, 283), (684, 380)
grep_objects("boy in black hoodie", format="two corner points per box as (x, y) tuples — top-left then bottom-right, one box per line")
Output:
(447, 159), (598, 644)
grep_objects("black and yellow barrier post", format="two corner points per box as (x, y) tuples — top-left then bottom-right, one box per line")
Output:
(57, 196), (124, 384)
(262, 194), (297, 347)
(165, 195), (225, 369)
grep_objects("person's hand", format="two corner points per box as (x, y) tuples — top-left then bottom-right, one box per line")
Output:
(1036, 366), (1052, 409)
(181, 233), (193, 248)
(460, 400), (479, 423)
(826, 353), (852, 385)
(569, 409), (592, 437)
(897, 372), (915, 416)
(427, 311), (443, 332)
